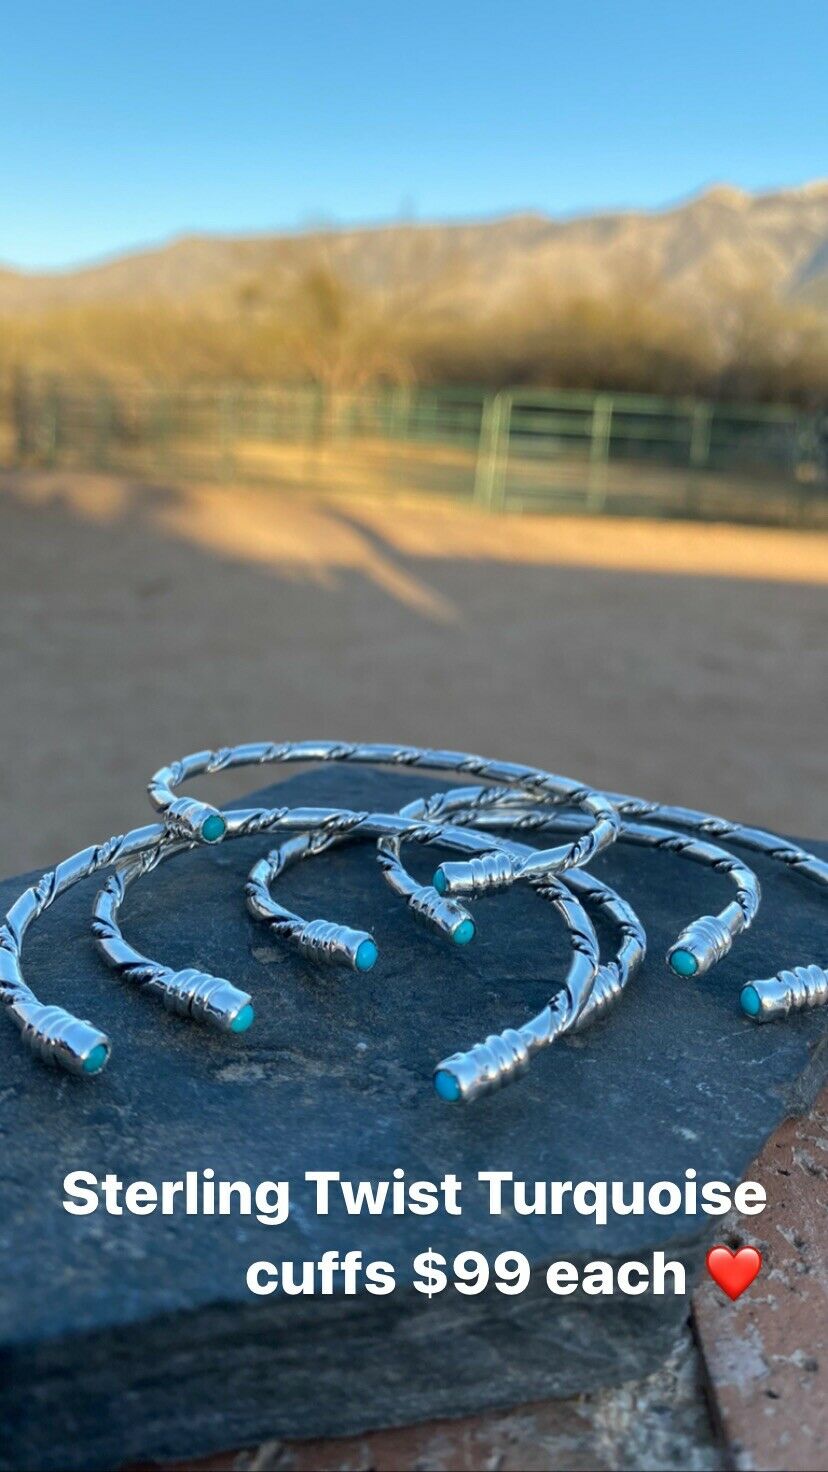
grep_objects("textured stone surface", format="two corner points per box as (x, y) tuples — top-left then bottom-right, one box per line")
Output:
(694, 1084), (828, 1471)
(155, 1327), (721, 1472)
(146, 1094), (828, 1471)
(0, 766), (826, 1470)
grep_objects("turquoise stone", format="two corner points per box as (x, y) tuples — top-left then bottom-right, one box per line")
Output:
(453, 918), (475, 946)
(434, 1070), (461, 1101)
(355, 939), (378, 972)
(201, 813), (226, 844)
(670, 948), (698, 977)
(83, 1044), (109, 1075)
(433, 868), (447, 895)
(230, 1003), (255, 1033)
(740, 985), (761, 1017)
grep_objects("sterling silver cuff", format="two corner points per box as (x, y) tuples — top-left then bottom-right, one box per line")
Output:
(374, 785), (760, 980)
(244, 808), (647, 1103)
(148, 741), (621, 881)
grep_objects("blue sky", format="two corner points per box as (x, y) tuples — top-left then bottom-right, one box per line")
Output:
(2, 0), (826, 270)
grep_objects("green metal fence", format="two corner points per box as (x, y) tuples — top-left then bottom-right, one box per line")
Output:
(2, 374), (825, 526)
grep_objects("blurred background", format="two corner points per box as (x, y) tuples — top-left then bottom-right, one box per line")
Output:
(1, 0), (826, 871)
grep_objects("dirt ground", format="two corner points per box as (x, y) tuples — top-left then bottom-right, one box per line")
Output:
(0, 466), (826, 874)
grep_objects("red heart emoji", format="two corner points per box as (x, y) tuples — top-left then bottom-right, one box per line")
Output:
(706, 1245), (762, 1300)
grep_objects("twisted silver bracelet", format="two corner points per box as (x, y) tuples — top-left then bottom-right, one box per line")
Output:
(0, 820), (266, 1074)
(93, 807), (530, 1006)
(148, 741), (824, 1022)
(256, 783), (763, 1092)
(0, 824), (166, 1075)
(94, 806), (606, 1100)
(434, 860), (646, 1103)
(378, 781), (823, 1008)
(147, 743), (809, 985)
(0, 790), (602, 1078)
(243, 814), (600, 1029)
(246, 815), (645, 1102)
(372, 784), (760, 979)
(4, 733), (824, 1079)
(91, 838), (256, 1035)
(599, 791), (826, 1014)
(147, 741), (621, 881)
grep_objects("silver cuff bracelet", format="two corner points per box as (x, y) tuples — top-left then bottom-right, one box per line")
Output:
(147, 741), (621, 882)
(243, 803), (648, 1102)
(372, 785), (760, 980)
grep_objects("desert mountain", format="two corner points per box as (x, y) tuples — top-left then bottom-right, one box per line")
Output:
(2, 182), (828, 323)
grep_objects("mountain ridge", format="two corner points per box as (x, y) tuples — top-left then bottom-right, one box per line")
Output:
(2, 182), (828, 321)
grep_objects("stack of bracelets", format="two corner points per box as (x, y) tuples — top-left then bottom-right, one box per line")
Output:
(1, 741), (825, 1102)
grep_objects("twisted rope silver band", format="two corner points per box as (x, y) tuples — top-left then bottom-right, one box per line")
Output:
(606, 793), (828, 889)
(247, 812), (645, 1102)
(148, 741), (621, 880)
(268, 772), (822, 1021)
(242, 813), (600, 1022)
(422, 787), (824, 984)
(245, 819), (600, 1023)
(95, 807), (604, 1101)
(379, 829), (649, 1099)
(0, 821), (265, 1071)
(92, 843), (255, 1034)
(3, 734), (825, 1081)
(374, 785), (760, 978)
(148, 742), (804, 987)
(0, 790), (602, 1077)
(0, 823), (167, 1074)
(601, 792), (826, 1009)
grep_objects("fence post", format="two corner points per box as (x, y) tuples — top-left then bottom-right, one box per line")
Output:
(93, 389), (114, 471)
(587, 393), (613, 512)
(42, 379), (61, 467)
(152, 390), (172, 476)
(794, 412), (821, 526)
(11, 369), (32, 462)
(474, 391), (511, 509)
(219, 387), (238, 480)
(689, 402), (712, 468)
(311, 382), (326, 445)
(686, 401), (712, 515)
(391, 384), (411, 441)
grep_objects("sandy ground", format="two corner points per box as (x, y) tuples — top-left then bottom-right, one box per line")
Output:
(0, 466), (826, 874)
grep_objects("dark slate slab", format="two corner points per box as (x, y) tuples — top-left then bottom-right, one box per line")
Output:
(0, 767), (826, 1471)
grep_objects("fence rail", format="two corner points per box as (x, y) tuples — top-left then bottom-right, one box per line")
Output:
(2, 375), (826, 526)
